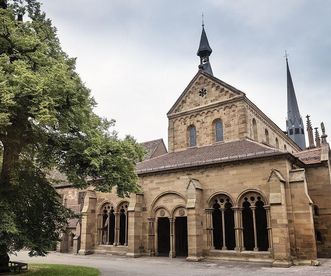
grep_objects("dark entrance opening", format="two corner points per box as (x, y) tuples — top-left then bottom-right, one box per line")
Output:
(212, 201), (223, 249)
(255, 197), (269, 251)
(119, 207), (126, 245)
(157, 217), (170, 256)
(175, 217), (188, 256)
(242, 199), (254, 250)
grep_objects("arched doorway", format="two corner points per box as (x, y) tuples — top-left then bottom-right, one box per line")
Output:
(157, 217), (170, 256)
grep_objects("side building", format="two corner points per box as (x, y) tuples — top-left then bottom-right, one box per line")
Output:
(56, 26), (331, 267)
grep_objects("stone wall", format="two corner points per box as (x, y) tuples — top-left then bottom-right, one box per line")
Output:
(306, 163), (331, 257)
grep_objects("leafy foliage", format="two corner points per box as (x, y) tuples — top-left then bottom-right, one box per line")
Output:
(0, 0), (144, 262)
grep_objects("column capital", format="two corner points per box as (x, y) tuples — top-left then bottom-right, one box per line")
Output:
(147, 217), (155, 222)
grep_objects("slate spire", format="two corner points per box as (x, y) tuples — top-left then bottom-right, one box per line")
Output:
(197, 21), (213, 75)
(286, 56), (306, 149)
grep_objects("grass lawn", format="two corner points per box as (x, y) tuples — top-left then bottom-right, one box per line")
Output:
(17, 263), (100, 275)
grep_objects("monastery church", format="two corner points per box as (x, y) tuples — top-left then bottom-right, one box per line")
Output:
(56, 25), (331, 267)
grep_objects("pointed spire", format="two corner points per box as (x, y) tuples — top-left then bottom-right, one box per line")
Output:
(321, 122), (328, 144)
(315, 127), (321, 147)
(285, 55), (306, 149)
(306, 115), (315, 148)
(197, 19), (213, 75)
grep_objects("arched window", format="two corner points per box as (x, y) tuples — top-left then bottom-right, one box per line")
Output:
(188, 125), (196, 147)
(265, 129), (269, 144)
(98, 203), (116, 245)
(252, 118), (258, 140)
(214, 119), (224, 142)
(240, 192), (269, 251)
(118, 203), (129, 246)
(210, 195), (235, 250)
(275, 138), (279, 149)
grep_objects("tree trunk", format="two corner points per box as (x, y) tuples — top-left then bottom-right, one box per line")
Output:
(0, 141), (21, 271)
(0, 252), (10, 273)
(0, 141), (20, 189)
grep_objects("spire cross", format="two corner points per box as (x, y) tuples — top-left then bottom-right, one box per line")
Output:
(202, 12), (204, 27)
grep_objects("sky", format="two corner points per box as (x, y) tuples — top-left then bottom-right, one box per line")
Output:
(41, 0), (331, 146)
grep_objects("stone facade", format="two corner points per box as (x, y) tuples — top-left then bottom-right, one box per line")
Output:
(56, 69), (331, 267)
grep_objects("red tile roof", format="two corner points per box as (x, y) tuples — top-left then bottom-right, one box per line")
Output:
(137, 139), (286, 174)
(294, 147), (322, 165)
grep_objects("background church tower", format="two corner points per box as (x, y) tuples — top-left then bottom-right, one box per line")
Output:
(197, 22), (213, 76)
(286, 56), (306, 149)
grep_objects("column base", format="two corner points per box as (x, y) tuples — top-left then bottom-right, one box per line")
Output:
(78, 249), (93, 255)
(272, 260), (292, 268)
(186, 256), (204, 262)
(126, 252), (142, 258)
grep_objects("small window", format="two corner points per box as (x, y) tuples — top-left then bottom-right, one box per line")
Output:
(214, 119), (224, 142)
(252, 118), (258, 140)
(289, 129), (293, 135)
(284, 144), (287, 151)
(265, 129), (269, 144)
(275, 138), (279, 149)
(295, 128), (300, 134)
(188, 125), (196, 147)
(301, 129), (304, 134)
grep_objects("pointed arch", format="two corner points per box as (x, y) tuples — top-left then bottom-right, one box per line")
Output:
(208, 193), (235, 250)
(98, 202), (116, 245)
(238, 191), (269, 251)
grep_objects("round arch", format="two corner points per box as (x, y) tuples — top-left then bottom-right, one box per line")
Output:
(236, 189), (268, 206)
(150, 191), (186, 217)
(207, 191), (235, 207)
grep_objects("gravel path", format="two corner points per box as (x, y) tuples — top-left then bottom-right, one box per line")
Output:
(10, 251), (331, 276)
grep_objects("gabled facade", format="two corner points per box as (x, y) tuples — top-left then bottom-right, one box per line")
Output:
(56, 25), (331, 267)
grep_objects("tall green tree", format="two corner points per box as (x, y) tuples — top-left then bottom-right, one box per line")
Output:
(0, 0), (144, 271)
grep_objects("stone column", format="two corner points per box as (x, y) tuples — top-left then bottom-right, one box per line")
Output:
(186, 179), (203, 261)
(268, 169), (292, 267)
(221, 208), (227, 250)
(126, 193), (144, 257)
(205, 208), (214, 249)
(106, 212), (110, 245)
(155, 218), (159, 256)
(114, 212), (119, 246)
(125, 212), (128, 246)
(169, 218), (175, 258)
(147, 217), (155, 256)
(233, 207), (241, 251)
(79, 190), (97, 255)
(251, 206), (258, 251)
(264, 205), (273, 252)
